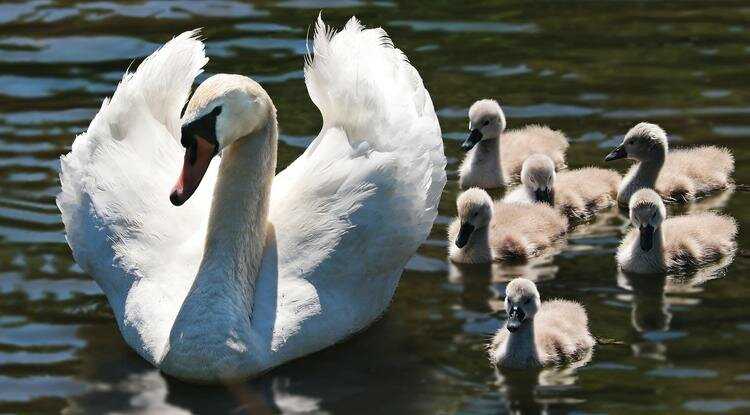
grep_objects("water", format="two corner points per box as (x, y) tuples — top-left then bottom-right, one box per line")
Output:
(1, 1), (749, 414)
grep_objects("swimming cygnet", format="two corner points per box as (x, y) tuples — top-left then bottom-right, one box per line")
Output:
(489, 278), (595, 369)
(458, 99), (569, 189)
(616, 189), (737, 274)
(604, 122), (734, 205)
(448, 188), (568, 264)
(503, 154), (622, 221)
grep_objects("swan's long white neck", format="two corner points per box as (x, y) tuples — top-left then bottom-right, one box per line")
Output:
(200, 118), (278, 308)
(161, 113), (278, 378)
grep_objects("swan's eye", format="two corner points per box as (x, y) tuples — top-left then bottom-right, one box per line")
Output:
(472, 211), (479, 218)
(524, 298), (531, 305)
(483, 120), (490, 126)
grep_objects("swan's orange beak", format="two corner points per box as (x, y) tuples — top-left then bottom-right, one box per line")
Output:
(170, 135), (216, 206)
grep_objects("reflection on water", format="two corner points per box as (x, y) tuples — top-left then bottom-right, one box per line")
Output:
(1, 1), (750, 414)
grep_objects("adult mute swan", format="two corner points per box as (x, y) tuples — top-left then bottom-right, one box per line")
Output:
(57, 18), (446, 383)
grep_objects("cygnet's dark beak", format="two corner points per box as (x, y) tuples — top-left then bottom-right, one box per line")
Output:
(534, 187), (554, 205)
(639, 224), (655, 251)
(455, 223), (475, 248)
(461, 129), (483, 151)
(605, 144), (627, 162)
(506, 306), (525, 333)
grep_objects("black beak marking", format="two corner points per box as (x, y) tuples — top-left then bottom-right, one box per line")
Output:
(455, 222), (475, 248)
(181, 105), (223, 162)
(604, 144), (627, 162)
(534, 188), (554, 205)
(506, 305), (525, 333)
(461, 129), (483, 151)
(640, 224), (655, 251)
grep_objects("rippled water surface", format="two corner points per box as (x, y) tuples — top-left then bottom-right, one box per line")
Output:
(1, 1), (750, 414)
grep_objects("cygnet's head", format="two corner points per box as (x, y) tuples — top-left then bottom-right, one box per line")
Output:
(454, 188), (494, 248)
(604, 122), (668, 163)
(462, 99), (507, 151)
(520, 154), (556, 205)
(504, 278), (541, 332)
(171, 74), (275, 206)
(628, 189), (666, 251)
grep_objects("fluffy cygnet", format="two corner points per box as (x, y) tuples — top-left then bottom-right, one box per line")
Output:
(458, 99), (568, 189)
(616, 188), (737, 274)
(504, 154), (622, 221)
(448, 188), (568, 264)
(604, 122), (734, 205)
(489, 278), (595, 369)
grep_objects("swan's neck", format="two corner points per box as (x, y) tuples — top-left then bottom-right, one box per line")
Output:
(476, 138), (500, 165)
(632, 157), (664, 189)
(629, 148), (666, 191)
(506, 320), (538, 365)
(160, 114), (278, 375)
(199, 118), (278, 308)
(466, 226), (492, 262)
(619, 152), (664, 205)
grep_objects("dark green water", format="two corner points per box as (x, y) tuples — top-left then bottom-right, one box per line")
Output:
(1, 1), (749, 414)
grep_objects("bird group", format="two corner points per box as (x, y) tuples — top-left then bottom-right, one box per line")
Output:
(57, 15), (740, 382)
(449, 99), (738, 369)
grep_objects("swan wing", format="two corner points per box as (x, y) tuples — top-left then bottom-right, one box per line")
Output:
(263, 17), (445, 348)
(57, 31), (214, 362)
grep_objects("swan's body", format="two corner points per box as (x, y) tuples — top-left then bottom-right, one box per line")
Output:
(616, 189), (737, 274)
(504, 154), (621, 221)
(448, 188), (567, 264)
(458, 100), (568, 189)
(57, 19), (445, 383)
(489, 278), (594, 369)
(605, 122), (734, 205)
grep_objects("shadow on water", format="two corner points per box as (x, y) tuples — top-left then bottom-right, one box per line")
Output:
(1, 1), (750, 414)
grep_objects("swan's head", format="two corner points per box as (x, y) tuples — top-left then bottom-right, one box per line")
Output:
(520, 154), (556, 205)
(628, 189), (666, 251)
(454, 188), (493, 248)
(504, 278), (541, 333)
(604, 122), (668, 163)
(462, 99), (506, 151)
(171, 74), (274, 206)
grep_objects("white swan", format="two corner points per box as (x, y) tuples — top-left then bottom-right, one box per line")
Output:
(57, 18), (446, 383)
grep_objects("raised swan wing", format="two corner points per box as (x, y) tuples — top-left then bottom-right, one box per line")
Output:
(57, 32), (214, 362)
(257, 17), (445, 354)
